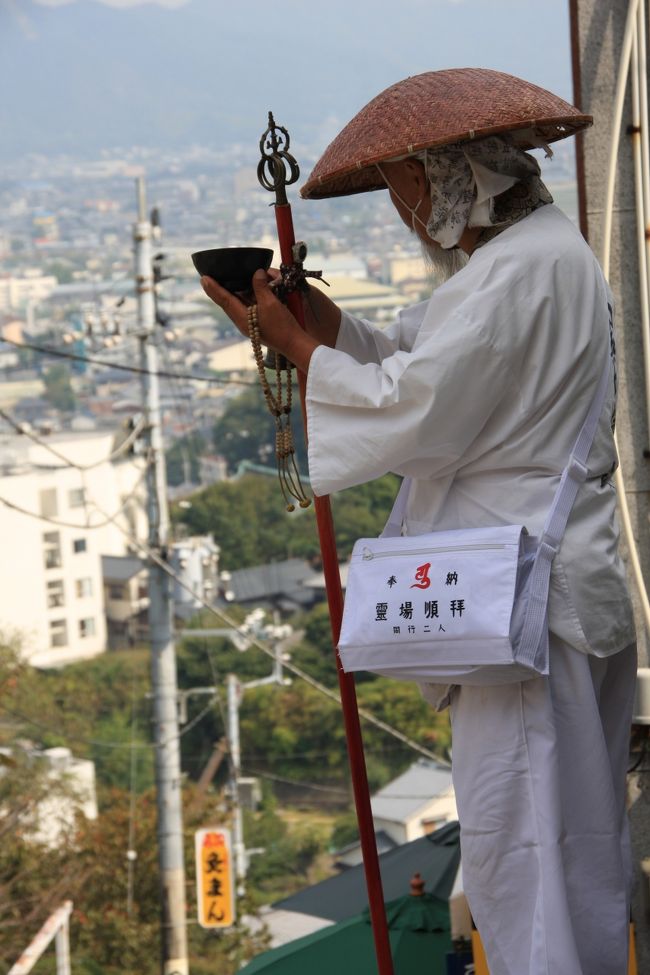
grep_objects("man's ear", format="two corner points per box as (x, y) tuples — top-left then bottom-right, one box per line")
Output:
(403, 158), (427, 192)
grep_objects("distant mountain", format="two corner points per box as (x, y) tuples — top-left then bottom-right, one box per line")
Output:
(0, 0), (573, 160)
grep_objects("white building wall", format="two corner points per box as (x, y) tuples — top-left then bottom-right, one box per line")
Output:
(27, 747), (98, 848)
(0, 430), (147, 666)
(373, 788), (458, 845)
(0, 273), (58, 312)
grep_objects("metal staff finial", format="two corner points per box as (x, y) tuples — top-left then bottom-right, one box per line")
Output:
(257, 111), (300, 205)
(250, 114), (311, 511)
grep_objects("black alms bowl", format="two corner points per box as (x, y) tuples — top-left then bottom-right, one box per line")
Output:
(191, 246), (274, 294)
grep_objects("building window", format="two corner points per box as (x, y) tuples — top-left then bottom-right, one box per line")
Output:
(46, 579), (65, 609)
(43, 531), (62, 570)
(49, 619), (67, 648)
(68, 488), (86, 509)
(73, 538), (87, 554)
(79, 617), (96, 638)
(39, 488), (58, 518)
(108, 584), (127, 601)
(75, 577), (93, 598)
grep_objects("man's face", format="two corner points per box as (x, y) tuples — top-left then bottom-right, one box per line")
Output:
(381, 158), (467, 283)
(381, 159), (433, 244)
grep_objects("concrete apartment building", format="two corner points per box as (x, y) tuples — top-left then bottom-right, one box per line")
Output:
(0, 271), (58, 313)
(0, 428), (147, 667)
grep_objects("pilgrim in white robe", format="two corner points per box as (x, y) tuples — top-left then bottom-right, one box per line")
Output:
(305, 203), (637, 975)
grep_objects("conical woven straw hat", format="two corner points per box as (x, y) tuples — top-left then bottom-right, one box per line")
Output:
(301, 68), (591, 200)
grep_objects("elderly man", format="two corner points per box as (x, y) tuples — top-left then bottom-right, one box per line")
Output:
(202, 70), (637, 975)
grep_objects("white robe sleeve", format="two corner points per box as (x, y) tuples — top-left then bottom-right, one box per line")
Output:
(306, 306), (511, 497)
(334, 302), (429, 364)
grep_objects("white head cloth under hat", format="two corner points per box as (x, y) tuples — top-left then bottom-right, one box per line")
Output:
(417, 134), (553, 249)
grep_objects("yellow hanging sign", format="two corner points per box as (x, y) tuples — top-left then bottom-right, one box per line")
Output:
(195, 828), (235, 929)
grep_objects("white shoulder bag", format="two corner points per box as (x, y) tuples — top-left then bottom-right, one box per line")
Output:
(337, 349), (611, 685)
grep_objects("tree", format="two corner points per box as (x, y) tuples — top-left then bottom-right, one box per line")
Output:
(42, 363), (76, 412)
(0, 639), (268, 975)
(165, 431), (206, 486)
(172, 471), (401, 571)
(213, 385), (308, 474)
(0, 787), (269, 975)
(172, 474), (319, 570)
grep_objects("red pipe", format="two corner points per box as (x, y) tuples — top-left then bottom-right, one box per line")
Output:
(274, 203), (395, 975)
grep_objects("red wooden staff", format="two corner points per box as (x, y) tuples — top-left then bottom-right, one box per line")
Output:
(257, 113), (395, 975)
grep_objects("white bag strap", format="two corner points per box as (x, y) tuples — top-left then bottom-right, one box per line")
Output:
(381, 476), (411, 538)
(383, 347), (611, 544)
(517, 347), (612, 668)
(381, 341), (612, 671)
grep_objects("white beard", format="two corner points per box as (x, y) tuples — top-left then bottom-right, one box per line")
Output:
(420, 238), (468, 285)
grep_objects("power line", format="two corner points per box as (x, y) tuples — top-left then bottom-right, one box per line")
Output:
(0, 458), (150, 530)
(3, 335), (256, 387)
(242, 766), (349, 796)
(96, 501), (448, 767)
(5, 415), (449, 768)
(0, 695), (217, 754)
(0, 407), (146, 471)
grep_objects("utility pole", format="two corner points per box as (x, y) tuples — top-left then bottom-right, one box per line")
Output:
(227, 674), (246, 883)
(226, 638), (291, 886)
(134, 177), (189, 975)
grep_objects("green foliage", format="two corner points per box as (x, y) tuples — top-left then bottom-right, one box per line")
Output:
(5, 647), (154, 797)
(0, 576), (452, 970)
(358, 678), (452, 756)
(244, 806), (328, 903)
(174, 628), (279, 781)
(172, 474), (319, 570)
(330, 475), (400, 555)
(42, 363), (76, 412)
(41, 363), (74, 409)
(303, 601), (333, 652)
(165, 431), (206, 487)
(43, 260), (74, 284)
(213, 385), (308, 475)
(292, 602), (377, 688)
(172, 471), (400, 571)
(330, 811), (359, 851)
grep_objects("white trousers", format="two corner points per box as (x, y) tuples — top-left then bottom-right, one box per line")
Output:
(449, 637), (637, 975)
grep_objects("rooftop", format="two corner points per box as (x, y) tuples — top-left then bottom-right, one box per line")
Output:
(371, 759), (453, 824)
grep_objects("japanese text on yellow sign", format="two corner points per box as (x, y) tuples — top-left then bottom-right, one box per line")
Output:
(195, 828), (235, 929)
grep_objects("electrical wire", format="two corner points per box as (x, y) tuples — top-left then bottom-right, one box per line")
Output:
(91, 494), (448, 766)
(0, 459), (150, 531)
(1, 406), (450, 769)
(0, 408), (146, 472)
(241, 766), (350, 796)
(241, 766), (449, 799)
(3, 335), (256, 387)
(600, 0), (650, 638)
(0, 695), (217, 754)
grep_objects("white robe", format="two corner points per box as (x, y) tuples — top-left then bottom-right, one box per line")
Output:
(306, 204), (635, 657)
(304, 204), (637, 975)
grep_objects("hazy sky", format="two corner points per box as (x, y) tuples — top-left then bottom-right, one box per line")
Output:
(0, 0), (576, 159)
(33, 0), (191, 7)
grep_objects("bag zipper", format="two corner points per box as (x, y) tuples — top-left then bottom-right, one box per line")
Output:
(361, 542), (511, 561)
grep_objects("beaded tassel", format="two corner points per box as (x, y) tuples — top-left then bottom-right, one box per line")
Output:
(248, 304), (311, 512)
